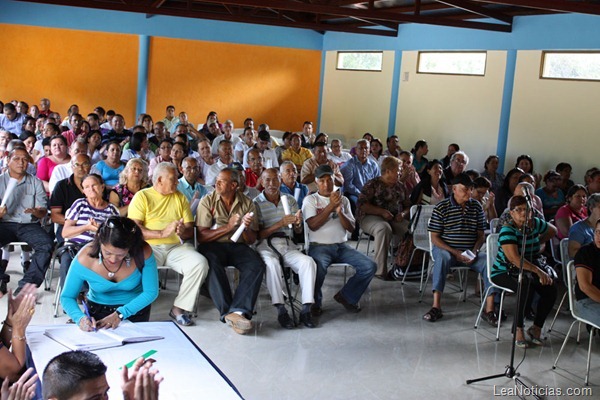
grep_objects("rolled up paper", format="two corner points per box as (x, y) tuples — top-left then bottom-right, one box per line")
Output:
(280, 196), (293, 228)
(231, 212), (254, 242)
(0, 177), (18, 207)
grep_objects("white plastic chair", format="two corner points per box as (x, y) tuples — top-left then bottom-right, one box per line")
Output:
(418, 231), (471, 303)
(552, 261), (600, 386)
(489, 218), (500, 234)
(548, 238), (570, 332)
(401, 205), (436, 287)
(473, 233), (514, 340)
(304, 222), (348, 285)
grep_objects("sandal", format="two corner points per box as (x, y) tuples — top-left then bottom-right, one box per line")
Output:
(527, 326), (543, 345)
(423, 307), (443, 322)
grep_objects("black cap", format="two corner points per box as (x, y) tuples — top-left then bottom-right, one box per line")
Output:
(315, 164), (334, 178)
(451, 173), (474, 188)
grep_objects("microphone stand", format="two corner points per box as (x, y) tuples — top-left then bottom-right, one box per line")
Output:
(467, 199), (542, 400)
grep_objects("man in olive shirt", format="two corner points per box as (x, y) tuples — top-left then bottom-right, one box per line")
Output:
(196, 167), (265, 335)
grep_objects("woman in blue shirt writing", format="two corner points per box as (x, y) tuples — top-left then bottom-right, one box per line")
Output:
(61, 216), (159, 331)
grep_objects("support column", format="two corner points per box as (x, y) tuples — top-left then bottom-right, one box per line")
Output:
(387, 50), (402, 137)
(136, 35), (150, 117)
(496, 49), (517, 171)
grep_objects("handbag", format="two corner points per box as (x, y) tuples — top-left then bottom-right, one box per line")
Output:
(390, 206), (424, 279)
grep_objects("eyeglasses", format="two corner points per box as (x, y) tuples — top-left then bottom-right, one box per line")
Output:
(73, 162), (91, 168)
(184, 166), (199, 171)
(453, 159), (467, 165)
(511, 207), (528, 213)
(160, 146), (172, 150)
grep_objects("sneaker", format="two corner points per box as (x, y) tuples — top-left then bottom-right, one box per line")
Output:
(481, 311), (499, 327)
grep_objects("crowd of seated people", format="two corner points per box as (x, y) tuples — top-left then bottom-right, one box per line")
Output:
(2, 97), (600, 390)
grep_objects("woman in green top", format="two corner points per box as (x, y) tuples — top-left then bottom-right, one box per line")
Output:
(492, 195), (557, 348)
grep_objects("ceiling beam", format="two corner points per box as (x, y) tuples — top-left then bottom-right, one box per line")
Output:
(186, 0), (512, 31)
(435, 0), (513, 23)
(474, 0), (600, 16)
(16, 0), (399, 36)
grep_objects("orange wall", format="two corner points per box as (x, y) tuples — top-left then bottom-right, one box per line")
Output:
(0, 24), (138, 123)
(146, 37), (321, 131)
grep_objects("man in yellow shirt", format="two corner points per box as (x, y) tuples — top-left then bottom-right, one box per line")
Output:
(281, 133), (313, 173)
(129, 162), (209, 326)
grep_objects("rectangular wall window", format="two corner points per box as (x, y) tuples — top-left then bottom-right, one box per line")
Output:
(417, 51), (486, 76)
(336, 51), (383, 71)
(541, 51), (600, 81)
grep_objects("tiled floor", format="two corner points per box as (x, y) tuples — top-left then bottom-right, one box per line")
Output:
(2, 244), (598, 399)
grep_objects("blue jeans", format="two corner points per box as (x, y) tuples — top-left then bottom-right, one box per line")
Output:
(0, 222), (53, 288)
(308, 243), (376, 307)
(575, 298), (600, 327)
(431, 245), (492, 294)
(197, 242), (265, 321)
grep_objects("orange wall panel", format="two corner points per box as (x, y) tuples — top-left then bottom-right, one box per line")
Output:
(146, 37), (321, 131)
(0, 24), (138, 123)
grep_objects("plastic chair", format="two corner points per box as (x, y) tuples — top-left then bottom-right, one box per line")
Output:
(489, 218), (500, 234)
(552, 261), (599, 386)
(304, 222), (348, 285)
(548, 238), (570, 332)
(473, 234), (514, 340)
(418, 231), (471, 303)
(401, 205), (436, 287)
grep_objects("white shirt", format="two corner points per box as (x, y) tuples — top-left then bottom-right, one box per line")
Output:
(243, 147), (279, 169)
(212, 135), (241, 156)
(328, 151), (352, 166)
(302, 193), (353, 244)
(49, 163), (73, 194)
(205, 159), (229, 186)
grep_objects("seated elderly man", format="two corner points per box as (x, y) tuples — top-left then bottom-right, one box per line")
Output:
(303, 165), (377, 316)
(443, 150), (469, 186)
(177, 156), (210, 216)
(328, 139), (352, 166)
(254, 168), (317, 329)
(357, 157), (411, 278)
(423, 173), (497, 324)
(196, 168), (265, 335)
(48, 139), (87, 193)
(211, 119), (240, 155)
(205, 140), (235, 186)
(0, 147), (53, 295)
(279, 161), (309, 208)
(129, 162), (209, 326)
(245, 148), (264, 190)
(301, 142), (343, 193)
(341, 139), (380, 240)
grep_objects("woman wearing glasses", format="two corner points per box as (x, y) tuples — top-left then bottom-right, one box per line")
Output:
(110, 159), (150, 216)
(61, 216), (158, 331)
(491, 195), (558, 348)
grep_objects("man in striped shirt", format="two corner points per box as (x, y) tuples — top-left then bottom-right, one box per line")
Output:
(423, 173), (497, 325)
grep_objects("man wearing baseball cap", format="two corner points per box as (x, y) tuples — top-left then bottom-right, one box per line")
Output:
(302, 165), (376, 317)
(423, 173), (497, 325)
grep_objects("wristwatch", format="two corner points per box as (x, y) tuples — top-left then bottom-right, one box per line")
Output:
(117, 312), (124, 321)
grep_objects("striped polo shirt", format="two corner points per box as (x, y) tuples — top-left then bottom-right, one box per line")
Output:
(492, 217), (548, 277)
(65, 198), (120, 244)
(428, 195), (485, 250)
(253, 192), (299, 238)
